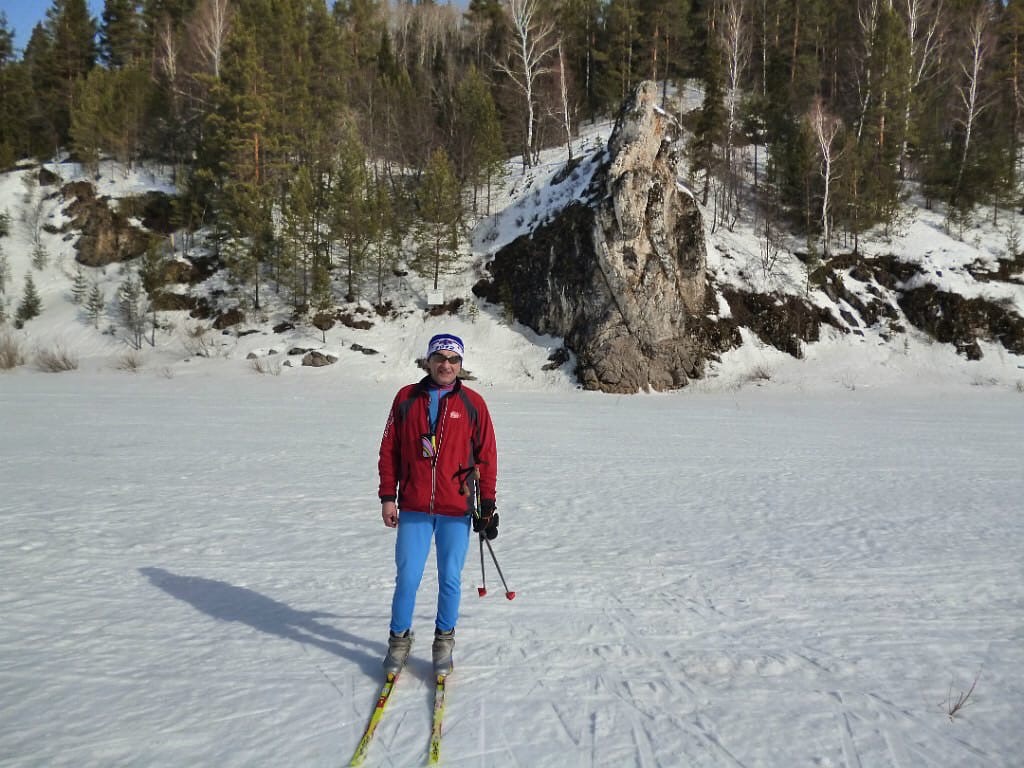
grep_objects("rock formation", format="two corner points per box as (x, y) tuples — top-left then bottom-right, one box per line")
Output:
(478, 81), (734, 392)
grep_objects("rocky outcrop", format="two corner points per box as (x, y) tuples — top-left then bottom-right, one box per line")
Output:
(812, 253), (1024, 358)
(898, 285), (1024, 359)
(480, 81), (726, 392)
(722, 289), (836, 357)
(62, 181), (157, 266)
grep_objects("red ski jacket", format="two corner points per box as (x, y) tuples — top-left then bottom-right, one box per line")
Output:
(378, 377), (497, 517)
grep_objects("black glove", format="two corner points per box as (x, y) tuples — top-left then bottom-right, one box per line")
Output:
(473, 499), (499, 540)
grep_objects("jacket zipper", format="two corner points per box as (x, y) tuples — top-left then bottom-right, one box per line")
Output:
(428, 398), (448, 514)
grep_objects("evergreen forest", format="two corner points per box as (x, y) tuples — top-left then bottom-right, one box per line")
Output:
(1, 0), (1023, 315)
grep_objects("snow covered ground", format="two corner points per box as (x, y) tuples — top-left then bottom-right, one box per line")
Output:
(2, 372), (1022, 767)
(2, 90), (1024, 766)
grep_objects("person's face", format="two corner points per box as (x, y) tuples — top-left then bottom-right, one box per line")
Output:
(427, 351), (462, 386)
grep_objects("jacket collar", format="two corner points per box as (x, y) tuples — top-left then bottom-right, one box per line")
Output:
(416, 375), (462, 395)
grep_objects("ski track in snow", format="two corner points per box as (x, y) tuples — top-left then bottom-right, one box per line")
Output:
(1, 374), (1022, 767)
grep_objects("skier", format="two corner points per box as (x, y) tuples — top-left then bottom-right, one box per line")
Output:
(377, 332), (499, 678)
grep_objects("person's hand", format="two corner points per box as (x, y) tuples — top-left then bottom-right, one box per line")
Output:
(473, 499), (499, 540)
(382, 501), (399, 528)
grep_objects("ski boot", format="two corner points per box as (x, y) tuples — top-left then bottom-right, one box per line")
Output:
(383, 630), (413, 676)
(432, 628), (455, 678)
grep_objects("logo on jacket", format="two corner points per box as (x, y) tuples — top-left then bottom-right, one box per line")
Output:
(450, 411), (462, 419)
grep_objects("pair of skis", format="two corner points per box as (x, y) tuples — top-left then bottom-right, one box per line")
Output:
(348, 671), (447, 766)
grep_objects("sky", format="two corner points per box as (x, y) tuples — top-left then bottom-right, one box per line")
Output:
(0, 0), (104, 54)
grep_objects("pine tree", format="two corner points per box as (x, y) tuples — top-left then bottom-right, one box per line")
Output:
(0, 247), (9, 296)
(0, 241), (8, 325)
(690, 36), (725, 207)
(202, 23), (273, 311)
(100, 0), (145, 68)
(0, 13), (12, 64)
(31, 244), (49, 270)
(335, 0), (384, 71)
(71, 265), (89, 303)
(118, 274), (146, 349)
(23, 24), (61, 155)
(367, 171), (400, 308)
(70, 70), (104, 173)
(598, 0), (645, 106)
(140, 242), (167, 346)
(72, 62), (154, 172)
(465, 0), (509, 73)
(141, 0), (197, 36)
(15, 272), (42, 328)
(85, 281), (105, 328)
(282, 164), (317, 312)
(638, 0), (689, 100)
(310, 256), (333, 315)
(330, 125), (371, 302)
(847, 0), (910, 234)
(453, 67), (505, 213)
(0, 14), (33, 165)
(414, 148), (463, 291)
(44, 0), (99, 145)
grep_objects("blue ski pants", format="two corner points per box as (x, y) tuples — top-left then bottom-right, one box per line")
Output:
(390, 511), (471, 634)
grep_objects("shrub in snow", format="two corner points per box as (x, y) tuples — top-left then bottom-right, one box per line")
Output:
(0, 333), (26, 370)
(35, 345), (78, 373)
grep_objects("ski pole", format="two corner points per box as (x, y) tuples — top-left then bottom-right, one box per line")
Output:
(470, 467), (516, 600)
(482, 534), (516, 600)
(477, 534), (488, 596)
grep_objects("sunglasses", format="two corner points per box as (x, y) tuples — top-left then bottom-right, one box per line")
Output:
(429, 353), (462, 365)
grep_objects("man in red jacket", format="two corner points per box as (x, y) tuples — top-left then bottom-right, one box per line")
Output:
(378, 333), (498, 678)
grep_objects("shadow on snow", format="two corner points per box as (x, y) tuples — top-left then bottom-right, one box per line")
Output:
(139, 566), (383, 676)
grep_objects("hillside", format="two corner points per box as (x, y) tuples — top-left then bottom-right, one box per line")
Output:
(1, 116), (1023, 394)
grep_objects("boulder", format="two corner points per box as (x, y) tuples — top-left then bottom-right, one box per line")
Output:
(212, 307), (245, 330)
(302, 350), (338, 367)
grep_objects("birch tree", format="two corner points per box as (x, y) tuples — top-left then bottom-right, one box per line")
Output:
(953, 3), (994, 204)
(190, 0), (232, 79)
(555, 41), (575, 161)
(896, 0), (944, 175)
(854, 0), (884, 144)
(496, 0), (560, 167)
(807, 98), (843, 256)
(154, 17), (180, 92)
(718, 0), (750, 225)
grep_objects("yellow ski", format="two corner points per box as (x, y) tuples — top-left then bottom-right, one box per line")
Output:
(427, 674), (447, 765)
(349, 673), (399, 766)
